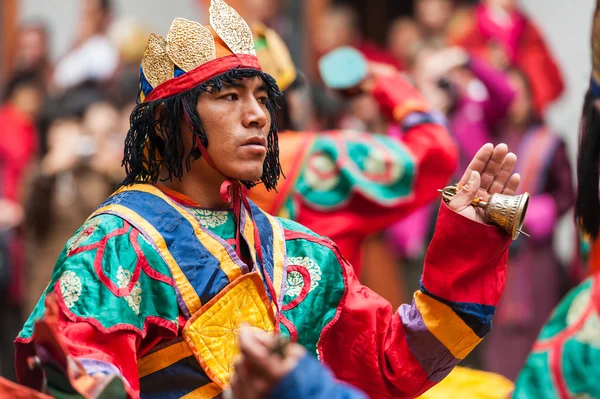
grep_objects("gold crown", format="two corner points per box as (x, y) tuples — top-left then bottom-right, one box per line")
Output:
(139, 0), (261, 102)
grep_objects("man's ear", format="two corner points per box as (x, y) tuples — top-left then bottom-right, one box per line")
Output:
(153, 104), (167, 140)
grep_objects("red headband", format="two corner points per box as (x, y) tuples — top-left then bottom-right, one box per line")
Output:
(144, 54), (262, 102)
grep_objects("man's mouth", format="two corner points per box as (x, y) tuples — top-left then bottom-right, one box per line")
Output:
(242, 136), (267, 148)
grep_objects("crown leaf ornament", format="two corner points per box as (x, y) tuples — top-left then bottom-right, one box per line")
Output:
(209, 0), (256, 56)
(141, 34), (174, 89)
(166, 19), (216, 73)
(138, 0), (260, 103)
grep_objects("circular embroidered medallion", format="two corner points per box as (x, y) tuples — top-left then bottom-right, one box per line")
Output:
(363, 147), (403, 184)
(566, 287), (600, 348)
(285, 256), (322, 298)
(304, 151), (340, 192)
(60, 270), (83, 308)
(192, 209), (229, 228)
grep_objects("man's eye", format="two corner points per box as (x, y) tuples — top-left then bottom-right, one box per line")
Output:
(222, 93), (239, 101)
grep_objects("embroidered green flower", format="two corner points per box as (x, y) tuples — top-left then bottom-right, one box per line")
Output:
(285, 256), (322, 298)
(191, 209), (229, 228)
(60, 270), (82, 308)
(116, 266), (143, 315)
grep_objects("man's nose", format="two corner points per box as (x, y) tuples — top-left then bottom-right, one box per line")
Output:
(242, 97), (268, 128)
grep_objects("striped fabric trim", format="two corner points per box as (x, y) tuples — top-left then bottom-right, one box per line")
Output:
(264, 213), (287, 305)
(414, 291), (482, 360)
(398, 300), (459, 382)
(138, 341), (192, 378)
(92, 204), (201, 316)
(420, 283), (495, 338)
(139, 355), (213, 399)
(181, 382), (222, 399)
(118, 185), (245, 286)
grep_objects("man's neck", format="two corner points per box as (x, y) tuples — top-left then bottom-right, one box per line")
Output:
(165, 160), (230, 209)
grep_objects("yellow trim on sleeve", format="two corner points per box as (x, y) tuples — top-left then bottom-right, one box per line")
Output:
(414, 291), (482, 360)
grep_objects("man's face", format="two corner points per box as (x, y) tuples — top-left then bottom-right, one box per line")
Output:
(484, 0), (517, 12)
(415, 0), (453, 33)
(194, 76), (271, 182)
(16, 28), (47, 69)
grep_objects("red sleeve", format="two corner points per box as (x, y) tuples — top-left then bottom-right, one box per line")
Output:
(58, 318), (142, 395)
(15, 310), (174, 399)
(518, 22), (564, 114)
(320, 204), (511, 399)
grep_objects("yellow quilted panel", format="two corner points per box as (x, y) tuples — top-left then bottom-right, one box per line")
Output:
(183, 272), (275, 388)
(417, 367), (514, 399)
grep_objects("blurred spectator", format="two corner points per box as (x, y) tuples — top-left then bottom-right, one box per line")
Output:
(314, 5), (399, 68)
(451, 0), (564, 114)
(337, 93), (387, 134)
(52, 0), (119, 91)
(0, 73), (44, 203)
(482, 68), (574, 380)
(12, 22), (52, 87)
(0, 71), (44, 381)
(26, 93), (125, 313)
(108, 17), (149, 68)
(244, 0), (280, 27)
(387, 17), (423, 70)
(107, 17), (150, 107)
(411, 45), (515, 172)
(414, 0), (456, 44)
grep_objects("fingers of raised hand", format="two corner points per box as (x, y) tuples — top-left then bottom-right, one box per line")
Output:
(502, 173), (521, 196)
(459, 143), (495, 187)
(488, 152), (517, 195)
(479, 144), (508, 191)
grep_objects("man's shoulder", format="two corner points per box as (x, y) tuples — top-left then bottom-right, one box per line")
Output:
(18, 212), (179, 341)
(277, 216), (348, 267)
(276, 216), (321, 239)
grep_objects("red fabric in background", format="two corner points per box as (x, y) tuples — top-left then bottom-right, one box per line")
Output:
(0, 104), (38, 303)
(453, 6), (564, 115)
(0, 104), (38, 202)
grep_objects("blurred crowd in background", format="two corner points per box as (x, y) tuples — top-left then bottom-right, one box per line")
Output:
(0, 0), (589, 387)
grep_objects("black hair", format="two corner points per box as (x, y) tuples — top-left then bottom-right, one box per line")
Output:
(2, 71), (43, 102)
(120, 68), (283, 191)
(576, 90), (600, 238)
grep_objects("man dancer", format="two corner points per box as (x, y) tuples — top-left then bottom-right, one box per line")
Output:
(16, 1), (519, 398)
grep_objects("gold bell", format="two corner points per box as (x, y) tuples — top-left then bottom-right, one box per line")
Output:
(439, 186), (530, 240)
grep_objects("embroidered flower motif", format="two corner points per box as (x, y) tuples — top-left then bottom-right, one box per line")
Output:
(67, 218), (101, 254)
(304, 152), (340, 192)
(116, 266), (142, 315)
(285, 257), (322, 298)
(566, 287), (600, 348)
(363, 148), (403, 183)
(60, 270), (82, 308)
(192, 209), (229, 228)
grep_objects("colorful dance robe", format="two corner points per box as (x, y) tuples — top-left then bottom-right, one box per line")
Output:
(513, 272), (600, 398)
(16, 184), (511, 399)
(249, 74), (458, 275)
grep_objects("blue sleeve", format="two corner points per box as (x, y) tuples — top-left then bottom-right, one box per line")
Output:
(267, 355), (367, 399)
